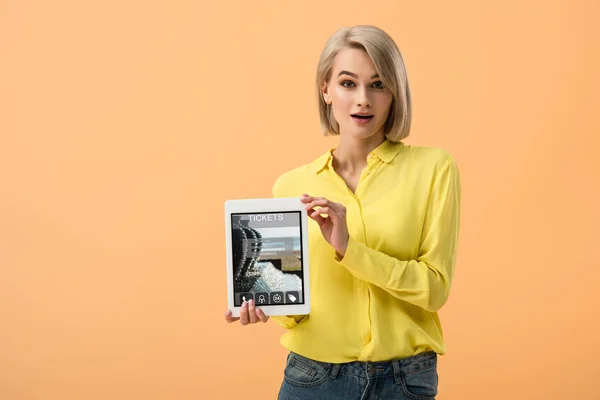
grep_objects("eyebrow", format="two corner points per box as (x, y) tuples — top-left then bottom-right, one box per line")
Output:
(337, 70), (380, 79)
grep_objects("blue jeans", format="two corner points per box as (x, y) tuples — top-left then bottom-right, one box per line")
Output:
(277, 350), (438, 400)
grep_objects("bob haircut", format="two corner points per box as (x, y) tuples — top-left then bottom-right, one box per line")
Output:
(316, 25), (412, 142)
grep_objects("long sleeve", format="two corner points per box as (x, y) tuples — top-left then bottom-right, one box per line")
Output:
(335, 155), (461, 312)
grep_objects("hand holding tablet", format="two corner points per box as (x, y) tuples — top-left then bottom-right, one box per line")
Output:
(224, 299), (269, 325)
(300, 194), (349, 258)
(224, 197), (311, 319)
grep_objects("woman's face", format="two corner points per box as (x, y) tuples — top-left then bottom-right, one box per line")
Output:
(322, 48), (393, 141)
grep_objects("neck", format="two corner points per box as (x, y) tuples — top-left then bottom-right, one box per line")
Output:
(332, 132), (386, 174)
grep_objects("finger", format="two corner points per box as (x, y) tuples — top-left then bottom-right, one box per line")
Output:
(308, 208), (328, 226)
(310, 205), (344, 225)
(325, 203), (345, 218)
(239, 301), (249, 325)
(256, 308), (270, 323)
(248, 299), (259, 324)
(301, 194), (325, 203)
(304, 200), (330, 216)
(306, 198), (344, 215)
(311, 206), (331, 218)
(225, 310), (240, 323)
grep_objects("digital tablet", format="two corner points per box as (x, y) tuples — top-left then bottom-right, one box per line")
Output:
(225, 197), (310, 317)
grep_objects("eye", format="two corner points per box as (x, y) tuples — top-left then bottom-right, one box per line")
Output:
(372, 81), (385, 89)
(341, 80), (355, 88)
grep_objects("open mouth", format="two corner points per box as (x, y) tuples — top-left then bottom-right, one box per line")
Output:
(351, 114), (373, 120)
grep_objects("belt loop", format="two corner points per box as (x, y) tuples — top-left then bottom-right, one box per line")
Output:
(392, 360), (402, 385)
(330, 363), (341, 380)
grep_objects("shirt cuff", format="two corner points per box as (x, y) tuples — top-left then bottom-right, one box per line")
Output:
(334, 236), (394, 289)
(334, 236), (360, 266)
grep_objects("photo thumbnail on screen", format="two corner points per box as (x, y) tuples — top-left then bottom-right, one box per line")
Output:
(231, 212), (304, 307)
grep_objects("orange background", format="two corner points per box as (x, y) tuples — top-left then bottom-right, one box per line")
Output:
(1, 1), (599, 399)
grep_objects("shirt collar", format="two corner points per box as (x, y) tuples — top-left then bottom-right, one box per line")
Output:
(310, 139), (405, 173)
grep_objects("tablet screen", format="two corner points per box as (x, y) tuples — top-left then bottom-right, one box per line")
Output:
(231, 211), (305, 307)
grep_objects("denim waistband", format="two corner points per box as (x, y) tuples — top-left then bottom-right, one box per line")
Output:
(290, 351), (437, 380)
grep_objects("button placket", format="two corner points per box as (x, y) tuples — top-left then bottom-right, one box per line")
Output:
(349, 195), (371, 349)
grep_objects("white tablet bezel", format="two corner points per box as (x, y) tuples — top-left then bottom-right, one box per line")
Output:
(225, 197), (311, 317)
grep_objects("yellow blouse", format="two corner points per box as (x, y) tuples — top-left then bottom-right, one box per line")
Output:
(270, 139), (461, 363)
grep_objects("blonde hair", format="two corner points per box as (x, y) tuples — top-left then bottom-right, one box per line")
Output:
(316, 25), (412, 142)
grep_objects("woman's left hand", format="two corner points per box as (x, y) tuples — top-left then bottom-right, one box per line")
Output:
(301, 194), (349, 258)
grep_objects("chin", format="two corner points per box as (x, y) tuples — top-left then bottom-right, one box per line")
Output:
(343, 126), (385, 141)
(350, 131), (377, 140)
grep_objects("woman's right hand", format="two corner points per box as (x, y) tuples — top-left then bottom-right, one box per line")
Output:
(225, 299), (269, 325)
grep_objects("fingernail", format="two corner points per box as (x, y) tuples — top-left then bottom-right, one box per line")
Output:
(249, 299), (254, 306)
(242, 301), (247, 307)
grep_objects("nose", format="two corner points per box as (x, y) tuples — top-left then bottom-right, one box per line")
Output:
(357, 86), (371, 107)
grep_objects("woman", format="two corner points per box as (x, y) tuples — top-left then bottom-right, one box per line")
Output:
(225, 24), (461, 400)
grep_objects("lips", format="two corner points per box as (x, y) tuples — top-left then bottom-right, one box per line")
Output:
(351, 114), (373, 119)
(351, 114), (374, 125)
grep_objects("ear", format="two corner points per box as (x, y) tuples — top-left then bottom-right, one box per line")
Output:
(321, 81), (331, 104)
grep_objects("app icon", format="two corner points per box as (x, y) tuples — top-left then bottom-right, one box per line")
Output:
(285, 291), (299, 303)
(239, 293), (254, 304)
(271, 291), (284, 304)
(255, 292), (269, 305)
